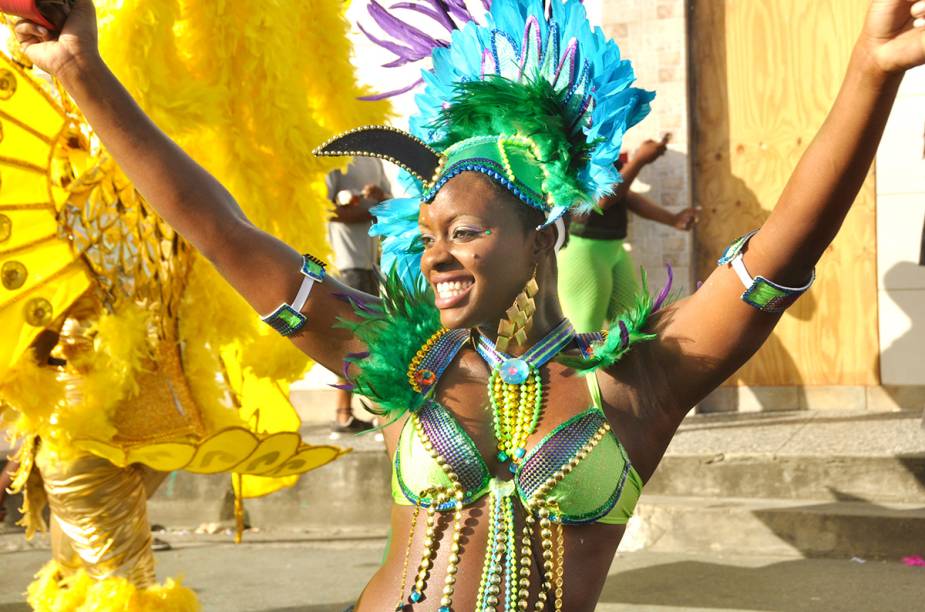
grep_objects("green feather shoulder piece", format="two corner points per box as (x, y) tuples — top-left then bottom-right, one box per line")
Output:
(558, 268), (673, 374)
(336, 270), (441, 422)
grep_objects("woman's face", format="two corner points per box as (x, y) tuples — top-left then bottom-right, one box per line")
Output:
(418, 173), (537, 330)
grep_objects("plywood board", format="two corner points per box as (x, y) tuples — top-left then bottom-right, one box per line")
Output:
(690, 0), (879, 386)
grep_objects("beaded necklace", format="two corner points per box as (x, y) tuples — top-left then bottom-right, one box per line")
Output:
(475, 319), (576, 471)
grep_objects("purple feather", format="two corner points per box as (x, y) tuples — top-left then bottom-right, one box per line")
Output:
(341, 351), (371, 385)
(652, 264), (674, 312)
(358, 22), (422, 62)
(390, 1), (455, 31)
(330, 383), (356, 392)
(618, 320), (630, 350)
(332, 291), (378, 313)
(368, 0), (443, 56)
(443, 0), (483, 23)
(358, 0), (486, 99)
(359, 78), (426, 101)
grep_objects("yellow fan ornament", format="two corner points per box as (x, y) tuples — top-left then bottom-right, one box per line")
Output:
(0, 0), (389, 609)
(0, 53), (348, 477)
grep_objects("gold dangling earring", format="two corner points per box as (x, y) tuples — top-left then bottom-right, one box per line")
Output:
(496, 269), (539, 353)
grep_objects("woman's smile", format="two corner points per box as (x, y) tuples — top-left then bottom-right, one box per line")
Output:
(433, 277), (475, 308)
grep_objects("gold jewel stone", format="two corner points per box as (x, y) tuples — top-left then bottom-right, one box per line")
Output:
(0, 69), (16, 100)
(1, 260), (27, 290)
(24, 297), (53, 327)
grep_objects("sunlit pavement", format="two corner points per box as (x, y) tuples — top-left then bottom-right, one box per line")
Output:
(1, 532), (923, 612)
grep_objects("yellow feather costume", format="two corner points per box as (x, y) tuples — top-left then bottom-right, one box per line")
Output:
(0, 1), (389, 609)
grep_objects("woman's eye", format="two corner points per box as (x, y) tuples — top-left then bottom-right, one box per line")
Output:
(452, 228), (479, 240)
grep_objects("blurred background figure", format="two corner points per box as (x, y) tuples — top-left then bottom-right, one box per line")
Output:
(0, 456), (18, 524)
(558, 135), (699, 333)
(326, 158), (391, 434)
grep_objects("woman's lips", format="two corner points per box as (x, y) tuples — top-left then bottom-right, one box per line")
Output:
(434, 280), (474, 309)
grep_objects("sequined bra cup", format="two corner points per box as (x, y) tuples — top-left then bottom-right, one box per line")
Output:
(391, 373), (642, 525)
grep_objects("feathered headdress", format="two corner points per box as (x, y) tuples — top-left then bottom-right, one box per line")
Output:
(314, 0), (654, 288)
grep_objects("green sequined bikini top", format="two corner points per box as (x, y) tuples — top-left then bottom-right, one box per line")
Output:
(391, 333), (642, 525)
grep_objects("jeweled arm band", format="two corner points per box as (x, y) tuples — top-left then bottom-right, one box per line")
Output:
(717, 230), (815, 314)
(261, 254), (326, 336)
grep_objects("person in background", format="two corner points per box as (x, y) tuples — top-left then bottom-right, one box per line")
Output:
(0, 456), (19, 523)
(558, 134), (699, 333)
(326, 158), (391, 434)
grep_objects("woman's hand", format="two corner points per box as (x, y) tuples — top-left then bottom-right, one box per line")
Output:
(14, 0), (98, 78)
(631, 134), (670, 166)
(671, 207), (700, 231)
(863, 0), (925, 73)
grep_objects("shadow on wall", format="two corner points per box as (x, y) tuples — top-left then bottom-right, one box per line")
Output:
(690, 143), (814, 413)
(879, 261), (925, 414)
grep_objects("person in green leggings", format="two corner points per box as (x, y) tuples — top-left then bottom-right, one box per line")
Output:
(558, 135), (698, 332)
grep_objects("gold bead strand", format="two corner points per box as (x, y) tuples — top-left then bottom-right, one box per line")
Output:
(394, 502), (421, 611)
(534, 506), (555, 611)
(484, 493), (507, 610)
(437, 487), (465, 612)
(513, 373), (538, 461)
(516, 510), (535, 611)
(554, 518), (565, 612)
(408, 489), (443, 605)
(475, 491), (497, 610)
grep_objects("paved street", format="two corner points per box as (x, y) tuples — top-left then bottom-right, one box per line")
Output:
(1, 532), (923, 611)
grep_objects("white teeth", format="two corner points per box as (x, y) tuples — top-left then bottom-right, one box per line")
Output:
(435, 280), (473, 300)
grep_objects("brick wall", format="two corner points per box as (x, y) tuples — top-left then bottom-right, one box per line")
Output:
(600, 0), (694, 296)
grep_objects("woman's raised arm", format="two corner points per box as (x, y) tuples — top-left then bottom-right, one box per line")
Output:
(641, 0), (925, 415)
(14, 0), (368, 372)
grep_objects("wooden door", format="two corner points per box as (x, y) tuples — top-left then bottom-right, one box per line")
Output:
(690, 0), (879, 386)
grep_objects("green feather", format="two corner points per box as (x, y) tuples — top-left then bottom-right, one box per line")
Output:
(336, 270), (441, 422)
(558, 270), (660, 374)
(431, 77), (597, 213)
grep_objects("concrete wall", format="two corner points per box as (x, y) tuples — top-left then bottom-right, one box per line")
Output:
(599, 0), (694, 296)
(876, 66), (925, 390)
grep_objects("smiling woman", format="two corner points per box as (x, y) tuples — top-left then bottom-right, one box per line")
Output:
(419, 174), (557, 330)
(11, 0), (925, 609)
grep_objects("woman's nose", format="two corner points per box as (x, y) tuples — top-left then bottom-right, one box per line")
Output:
(422, 237), (455, 272)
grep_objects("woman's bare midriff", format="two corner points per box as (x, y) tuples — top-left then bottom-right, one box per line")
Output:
(356, 503), (627, 611)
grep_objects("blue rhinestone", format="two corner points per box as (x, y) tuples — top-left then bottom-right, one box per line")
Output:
(438, 608), (451, 612)
(409, 590), (423, 603)
(497, 451), (509, 463)
(514, 448), (526, 459)
(499, 358), (530, 385)
(509, 463), (518, 474)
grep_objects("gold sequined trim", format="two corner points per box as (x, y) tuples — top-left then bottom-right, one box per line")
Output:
(0, 233), (58, 258)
